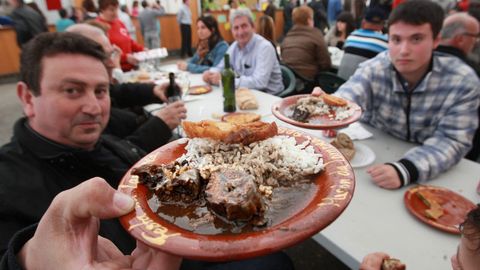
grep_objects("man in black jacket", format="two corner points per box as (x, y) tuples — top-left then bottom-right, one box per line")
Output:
(67, 23), (187, 153)
(0, 32), (294, 270)
(0, 32), (161, 262)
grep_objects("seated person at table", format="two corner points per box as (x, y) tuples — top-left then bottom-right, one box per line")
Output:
(360, 205), (480, 270)
(97, 0), (144, 71)
(281, 5), (331, 80)
(315, 0), (479, 189)
(0, 31), (293, 270)
(202, 8), (284, 95)
(435, 12), (480, 162)
(177, 15), (228, 73)
(68, 24), (187, 152)
(0, 177), (182, 269)
(324, 11), (356, 49)
(337, 6), (388, 80)
(0, 32), (153, 257)
(436, 12), (480, 76)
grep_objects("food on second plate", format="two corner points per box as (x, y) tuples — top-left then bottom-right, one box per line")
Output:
(189, 85), (211, 95)
(416, 190), (445, 220)
(182, 120), (277, 145)
(291, 94), (353, 122)
(330, 133), (355, 161)
(131, 121), (324, 233)
(381, 258), (406, 270)
(236, 87), (258, 110)
(223, 112), (261, 124)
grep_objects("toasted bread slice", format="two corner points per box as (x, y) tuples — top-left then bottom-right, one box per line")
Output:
(416, 190), (444, 220)
(322, 93), (348, 107)
(182, 120), (278, 145)
(223, 112), (261, 124)
(382, 258), (406, 270)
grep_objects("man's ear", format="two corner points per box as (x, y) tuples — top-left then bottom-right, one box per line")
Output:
(432, 33), (441, 49)
(17, 82), (35, 117)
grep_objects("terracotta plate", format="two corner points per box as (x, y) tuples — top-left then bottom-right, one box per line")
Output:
(118, 127), (355, 261)
(188, 85), (212, 95)
(271, 94), (362, 130)
(404, 185), (476, 234)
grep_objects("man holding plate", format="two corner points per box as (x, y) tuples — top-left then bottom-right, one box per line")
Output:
(0, 32), (293, 270)
(315, 0), (479, 189)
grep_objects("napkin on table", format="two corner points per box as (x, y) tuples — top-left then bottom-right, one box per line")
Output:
(338, 122), (372, 140)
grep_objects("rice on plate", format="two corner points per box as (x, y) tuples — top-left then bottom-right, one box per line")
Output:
(177, 135), (324, 189)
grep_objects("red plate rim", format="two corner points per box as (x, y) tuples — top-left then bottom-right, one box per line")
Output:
(404, 185), (476, 234)
(118, 127), (356, 261)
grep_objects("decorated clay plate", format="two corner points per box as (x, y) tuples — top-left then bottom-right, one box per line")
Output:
(188, 85), (212, 95)
(118, 127), (355, 261)
(271, 94), (362, 130)
(404, 185), (476, 234)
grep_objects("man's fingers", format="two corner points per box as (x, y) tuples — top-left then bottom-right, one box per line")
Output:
(311, 87), (325, 96)
(54, 177), (134, 222)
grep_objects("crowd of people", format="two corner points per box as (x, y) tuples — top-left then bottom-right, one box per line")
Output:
(0, 0), (480, 269)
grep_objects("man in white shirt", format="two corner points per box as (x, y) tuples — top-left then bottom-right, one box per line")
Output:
(202, 8), (283, 95)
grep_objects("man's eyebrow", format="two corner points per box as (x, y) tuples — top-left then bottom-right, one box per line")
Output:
(60, 79), (109, 87)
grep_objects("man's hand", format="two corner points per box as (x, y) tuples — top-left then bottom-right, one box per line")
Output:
(202, 71), (221, 85)
(153, 82), (169, 103)
(17, 177), (182, 270)
(126, 54), (140, 66)
(360, 252), (390, 270)
(177, 61), (188, 71)
(367, 164), (402, 189)
(154, 101), (187, 130)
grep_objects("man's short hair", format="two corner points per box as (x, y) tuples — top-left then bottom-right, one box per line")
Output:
(58, 8), (68, 18)
(20, 32), (107, 96)
(230, 8), (254, 26)
(388, 0), (444, 39)
(441, 20), (465, 39)
(141, 0), (148, 8)
(98, 0), (119, 11)
(292, 6), (313, 26)
(441, 13), (475, 39)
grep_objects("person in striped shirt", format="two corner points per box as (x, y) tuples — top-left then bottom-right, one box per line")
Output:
(337, 6), (388, 80)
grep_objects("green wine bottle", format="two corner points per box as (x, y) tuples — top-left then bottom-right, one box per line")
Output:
(222, 54), (236, 112)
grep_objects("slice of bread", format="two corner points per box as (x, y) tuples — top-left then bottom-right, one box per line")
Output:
(382, 258), (406, 270)
(182, 120), (278, 145)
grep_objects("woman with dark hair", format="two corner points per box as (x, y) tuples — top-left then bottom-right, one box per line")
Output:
(96, 0), (144, 71)
(324, 11), (355, 49)
(177, 16), (228, 73)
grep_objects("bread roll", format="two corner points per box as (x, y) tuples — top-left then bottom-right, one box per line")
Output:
(236, 87), (258, 110)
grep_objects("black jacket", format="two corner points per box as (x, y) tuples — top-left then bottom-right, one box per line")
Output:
(107, 83), (172, 152)
(0, 118), (150, 262)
